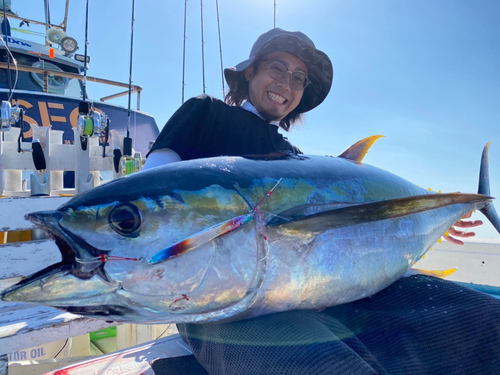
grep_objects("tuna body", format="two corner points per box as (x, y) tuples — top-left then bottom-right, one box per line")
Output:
(0, 153), (492, 323)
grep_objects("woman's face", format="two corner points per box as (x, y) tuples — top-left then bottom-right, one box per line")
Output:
(245, 51), (308, 122)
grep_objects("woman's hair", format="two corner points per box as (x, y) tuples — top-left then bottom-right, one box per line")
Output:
(224, 60), (303, 132)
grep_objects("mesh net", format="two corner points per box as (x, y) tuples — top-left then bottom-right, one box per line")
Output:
(152, 275), (500, 375)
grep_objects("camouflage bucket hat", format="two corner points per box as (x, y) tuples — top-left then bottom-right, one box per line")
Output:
(224, 28), (333, 113)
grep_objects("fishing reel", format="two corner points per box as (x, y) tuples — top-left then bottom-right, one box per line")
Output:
(1, 101), (46, 171)
(117, 151), (143, 176)
(77, 102), (144, 177)
(77, 101), (109, 141)
(77, 110), (108, 138)
(0, 100), (21, 131)
(113, 138), (143, 176)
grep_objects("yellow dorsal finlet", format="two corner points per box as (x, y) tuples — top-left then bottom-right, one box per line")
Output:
(408, 267), (458, 279)
(338, 135), (385, 163)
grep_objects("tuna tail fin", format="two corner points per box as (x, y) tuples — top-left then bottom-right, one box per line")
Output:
(478, 142), (500, 233)
(339, 135), (385, 163)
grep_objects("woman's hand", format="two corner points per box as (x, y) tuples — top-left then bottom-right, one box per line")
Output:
(443, 211), (483, 245)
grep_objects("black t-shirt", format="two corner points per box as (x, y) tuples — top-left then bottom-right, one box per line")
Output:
(148, 94), (300, 160)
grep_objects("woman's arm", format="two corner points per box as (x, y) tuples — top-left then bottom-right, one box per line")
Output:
(142, 148), (182, 171)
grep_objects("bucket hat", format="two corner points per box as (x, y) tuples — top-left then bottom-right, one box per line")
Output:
(224, 28), (333, 113)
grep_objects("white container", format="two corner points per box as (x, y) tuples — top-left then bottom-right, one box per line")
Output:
(7, 338), (72, 363)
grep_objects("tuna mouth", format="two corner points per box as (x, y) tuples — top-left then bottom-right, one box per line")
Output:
(25, 211), (110, 280)
(1, 212), (116, 304)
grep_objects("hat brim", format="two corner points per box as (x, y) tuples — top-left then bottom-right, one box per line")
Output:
(224, 33), (333, 113)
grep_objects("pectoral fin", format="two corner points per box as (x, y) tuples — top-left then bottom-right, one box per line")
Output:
(269, 193), (492, 236)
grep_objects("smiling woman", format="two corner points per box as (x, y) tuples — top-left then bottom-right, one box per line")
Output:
(143, 28), (333, 170)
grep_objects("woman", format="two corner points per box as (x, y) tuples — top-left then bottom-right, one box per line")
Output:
(143, 28), (332, 169)
(148, 29), (497, 375)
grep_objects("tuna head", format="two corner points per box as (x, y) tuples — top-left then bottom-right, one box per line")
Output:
(1, 163), (266, 324)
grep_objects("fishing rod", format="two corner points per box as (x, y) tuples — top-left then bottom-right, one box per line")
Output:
(108, 0), (142, 176)
(109, 0), (141, 176)
(82, 0), (89, 103)
(76, 0), (109, 157)
(200, 0), (206, 94)
(215, 0), (225, 99)
(123, 0), (135, 159)
(0, 8), (13, 126)
(274, 0), (276, 28)
(182, 0), (187, 103)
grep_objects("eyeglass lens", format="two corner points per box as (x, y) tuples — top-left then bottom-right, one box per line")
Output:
(267, 61), (308, 90)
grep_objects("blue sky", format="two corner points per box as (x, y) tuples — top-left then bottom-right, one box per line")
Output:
(13, 0), (500, 238)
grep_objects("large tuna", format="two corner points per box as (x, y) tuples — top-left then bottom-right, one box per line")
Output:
(1, 136), (499, 324)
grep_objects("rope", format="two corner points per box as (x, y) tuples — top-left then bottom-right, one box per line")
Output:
(215, 0), (225, 98)
(200, 0), (206, 94)
(182, 0), (188, 103)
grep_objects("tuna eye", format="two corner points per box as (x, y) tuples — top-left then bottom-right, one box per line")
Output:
(109, 204), (141, 236)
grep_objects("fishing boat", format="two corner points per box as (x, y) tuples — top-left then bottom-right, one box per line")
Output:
(1, 1), (499, 374)
(0, 0), (158, 196)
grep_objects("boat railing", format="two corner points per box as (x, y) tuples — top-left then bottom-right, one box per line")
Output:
(0, 62), (143, 110)
(1, 2), (69, 33)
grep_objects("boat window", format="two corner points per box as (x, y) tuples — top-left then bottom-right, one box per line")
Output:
(0, 51), (84, 98)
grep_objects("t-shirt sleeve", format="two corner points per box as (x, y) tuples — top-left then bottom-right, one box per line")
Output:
(147, 95), (214, 160)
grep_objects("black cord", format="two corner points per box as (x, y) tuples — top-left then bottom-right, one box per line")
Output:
(155, 324), (173, 339)
(3, 7), (12, 99)
(53, 338), (69, 359)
